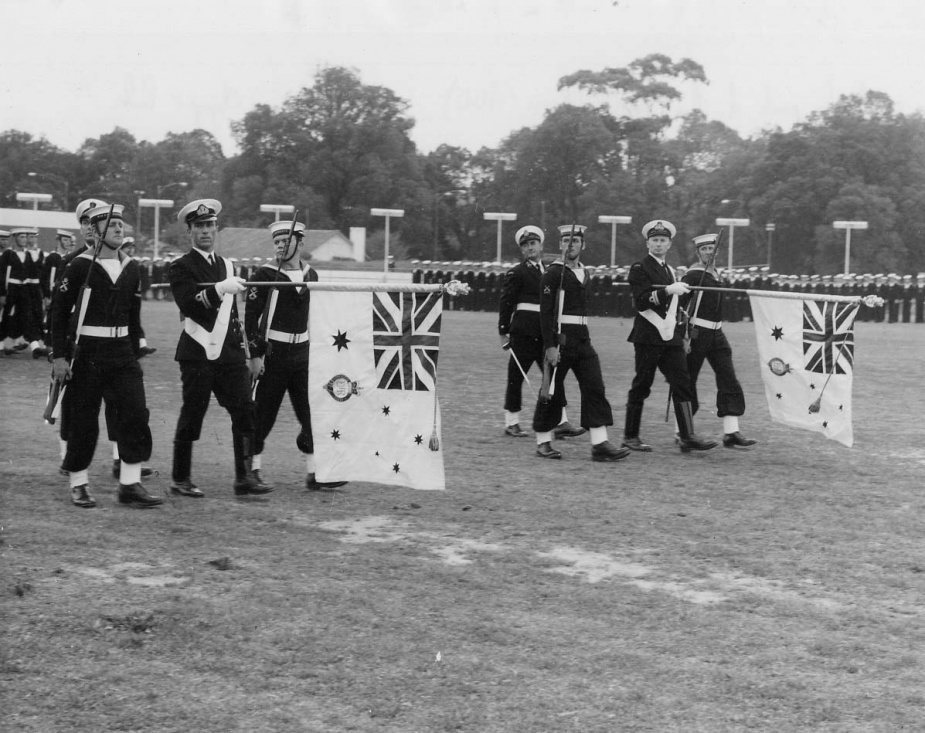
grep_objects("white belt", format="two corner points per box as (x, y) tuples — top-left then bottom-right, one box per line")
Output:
(267, 328), (308, 344)
(559, 315), (588, 326)
(691, 317), (723, 331)
(23, 278), (40, 284)
(80, 325), (128, 338)
(516, 303), (540, 312)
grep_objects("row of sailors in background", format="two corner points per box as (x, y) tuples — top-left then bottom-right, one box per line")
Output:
(414, 265), (925, 324)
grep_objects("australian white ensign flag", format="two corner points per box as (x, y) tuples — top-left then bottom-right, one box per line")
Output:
(309, 290), (446, 490)
(750, 294), (860, 447)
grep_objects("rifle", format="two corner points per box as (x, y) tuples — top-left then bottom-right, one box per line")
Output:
(540, 223), (573, 401)
(251, 210), (299, 395)
(45, 205), (115, 424)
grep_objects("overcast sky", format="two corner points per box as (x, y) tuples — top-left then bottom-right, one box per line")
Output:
(2, 0), (924, 157)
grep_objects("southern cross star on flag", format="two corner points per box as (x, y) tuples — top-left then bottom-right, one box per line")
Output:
(750, 294), (861, 447)
(308, 290), (446, 490)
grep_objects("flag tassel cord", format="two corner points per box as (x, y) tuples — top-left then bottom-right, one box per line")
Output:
(648, 284), (884, 307)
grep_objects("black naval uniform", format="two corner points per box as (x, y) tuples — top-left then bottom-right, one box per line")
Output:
(244, 262), (317, 457)
(168, 249), (256, 486)
(0, 248), (43, 346)
(51, 252), (152, 472)
(625, 253), (710, 449)
(532, 261), (613, 432)
(498, 258), (547, 415)
(41, 251), (64, 343)
(680, 265), (747, 418)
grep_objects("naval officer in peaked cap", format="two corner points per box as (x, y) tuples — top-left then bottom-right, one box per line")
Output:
(167, 198), (272, 499)
(623, 219), (717, 453)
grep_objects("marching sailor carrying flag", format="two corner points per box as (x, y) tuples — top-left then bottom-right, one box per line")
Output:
(623, 219), (717, 453)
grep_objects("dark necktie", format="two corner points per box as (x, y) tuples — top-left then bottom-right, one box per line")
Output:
(662, 262), (672, 282)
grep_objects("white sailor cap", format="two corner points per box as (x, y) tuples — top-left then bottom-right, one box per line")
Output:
(56, 229), (75, 238)
(11, 227), (38, 235)
(76, 198), (106, 222)
(642, 220), (676, 239)
(692, 233), (718, 248)
(122, 236), (135, 246)
(269, 220), (307, 238)
(0, 230), (11, 237)
(514, 225), (544, 246)
(86, 204), (124, 225)
(177, 199), (222, 226)
(557, 224), (587, 238)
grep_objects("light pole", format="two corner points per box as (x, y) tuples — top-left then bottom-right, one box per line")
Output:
(483, 212), (517, 265)
(139, 198), (175, 260)
(598, 215), (633, 267)
(371, 208), (405, 277)
(28, 171), (69, 210)
(15, 192), (53, 211)
(765, 223), (775, 269)
(433, 189), (465, 261)
(260, 204), (295, 222)
(715, 217), (751, 271)
(832, 221), (868, 276)
(140, 182), (188, 260)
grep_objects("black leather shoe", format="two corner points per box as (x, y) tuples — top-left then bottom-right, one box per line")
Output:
(112, 459), (155, 479)
(504, 424), (529, 438)
(32, 346), (49, 359)
(117, 482), (163, 508)
(621, 437), (652, 452)
(723, 431), (758, 448)
(591, 440), (631, 462)
(306, 473), (348, 490)
(535, 441), (562, 459)
(234, 473), (274, 496)
(2, 347), (18, 356)
(678, 434), (718, 452)
(59, 467), (69, 477)
(138, 346), (157, 358)
(553, 421), (587, 438)
(71, 485), (97, 508)
(170, 479), (204, 498)
(252, 469), (274, 491)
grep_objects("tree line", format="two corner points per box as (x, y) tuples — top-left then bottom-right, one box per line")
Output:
(2, 58), (923, 274)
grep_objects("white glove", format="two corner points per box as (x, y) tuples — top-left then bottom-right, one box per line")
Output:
(215, 276), (246, 296)
(665, 282), (690, 296)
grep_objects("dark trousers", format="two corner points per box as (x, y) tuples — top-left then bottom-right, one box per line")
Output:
(627, 342), (694, 408)
(533, 335), (612, 432)
(253, 342), (312, 456)
(685, 329), (745, 417)
(504, 332), (544, 413)
(61, 358), (152, 472)
(174, 359), (256, 442)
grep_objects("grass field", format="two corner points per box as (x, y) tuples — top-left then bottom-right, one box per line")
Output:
(2, 301), (924, 732)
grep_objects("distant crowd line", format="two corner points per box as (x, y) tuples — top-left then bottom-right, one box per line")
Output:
(414, 265), (925, 324)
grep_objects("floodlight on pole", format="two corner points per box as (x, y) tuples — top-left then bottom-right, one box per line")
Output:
(139, 198), (175, 260)
(260, 204), (295, 222)
(832, 221), (868, 276)
(371, 208), (405, 277)
(483, 212), (517, 265)
(715, 217), (750, 271)
(16, 192), (53, 211)
(28, 171), (69, 210)
(598, 215), (632, 267)
(765, 223), (776, 270)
